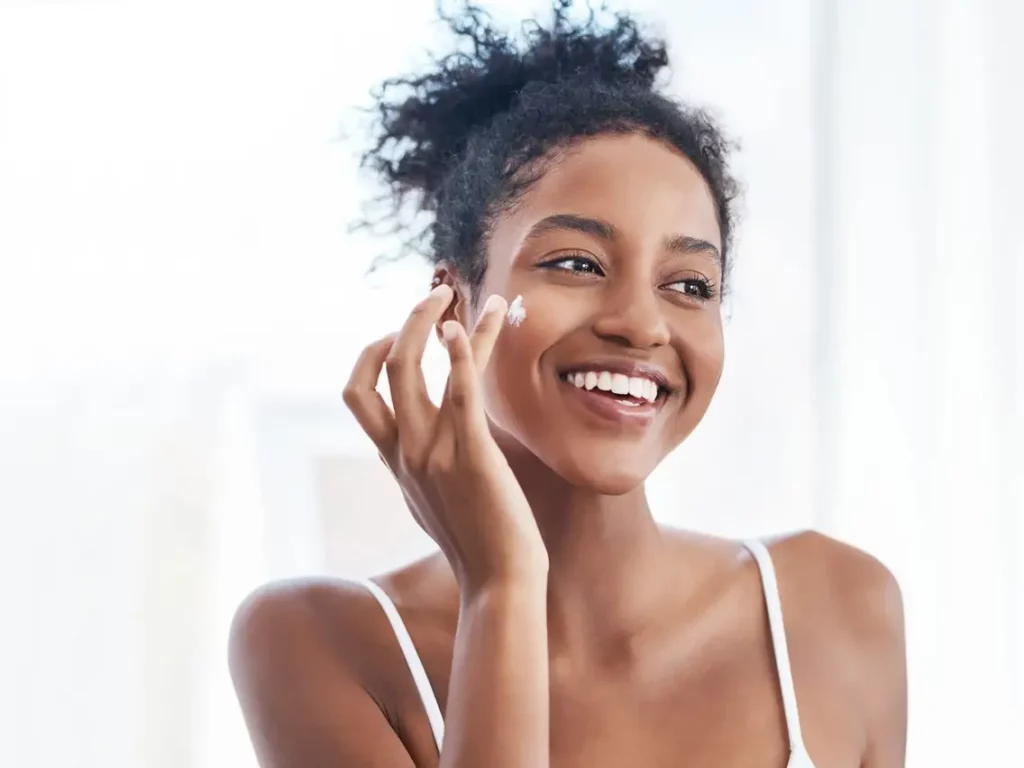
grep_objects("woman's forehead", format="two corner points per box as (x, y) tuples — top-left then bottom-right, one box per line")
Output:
(490, 133), (722, 262)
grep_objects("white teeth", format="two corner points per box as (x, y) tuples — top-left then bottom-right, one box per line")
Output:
(563, 370), (662, 403)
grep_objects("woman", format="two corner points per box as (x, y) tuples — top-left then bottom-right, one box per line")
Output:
(229, 2), (907, 766)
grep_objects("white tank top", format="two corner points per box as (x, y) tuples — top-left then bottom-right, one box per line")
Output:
(360, 539), (816, 766)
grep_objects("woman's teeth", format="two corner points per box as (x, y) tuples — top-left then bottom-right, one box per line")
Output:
(561, 371), (660, 403)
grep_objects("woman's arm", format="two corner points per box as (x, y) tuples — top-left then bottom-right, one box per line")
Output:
(441, 578), (549, 768)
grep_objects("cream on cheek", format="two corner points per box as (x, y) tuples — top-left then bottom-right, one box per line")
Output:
(506, 294), (526, 326)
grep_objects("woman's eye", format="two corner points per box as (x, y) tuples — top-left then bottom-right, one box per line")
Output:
(543, 254), (605, 276)
(666, 278), (715, 300)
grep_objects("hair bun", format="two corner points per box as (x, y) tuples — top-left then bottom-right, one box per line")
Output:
(364, 1), (669, 207)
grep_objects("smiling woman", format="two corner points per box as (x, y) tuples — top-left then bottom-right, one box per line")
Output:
(228, 2), (907, 767)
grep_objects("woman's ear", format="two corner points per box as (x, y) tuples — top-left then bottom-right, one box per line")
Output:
(431, 265), (471, 341)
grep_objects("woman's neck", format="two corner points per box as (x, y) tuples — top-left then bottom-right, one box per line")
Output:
(504, 446), (675, 659)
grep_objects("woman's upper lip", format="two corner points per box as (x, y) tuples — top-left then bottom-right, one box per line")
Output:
(557, 359), (679, 392)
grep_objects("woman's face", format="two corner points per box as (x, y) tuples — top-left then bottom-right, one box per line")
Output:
(467, 133), (725, 494)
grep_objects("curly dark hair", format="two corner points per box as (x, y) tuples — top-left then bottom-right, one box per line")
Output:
(359, 0), (740, 302)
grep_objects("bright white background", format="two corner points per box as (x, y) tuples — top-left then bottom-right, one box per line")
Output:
(0, 0), (1020, 766)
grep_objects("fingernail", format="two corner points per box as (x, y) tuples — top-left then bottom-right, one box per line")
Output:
(483, 294), (506, 315)
(442, 321), (458, 343)
(430, 284), (449, 298)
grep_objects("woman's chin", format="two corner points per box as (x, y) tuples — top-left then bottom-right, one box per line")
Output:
(552, 451), (654, 496)
(493, 423), (662, 495)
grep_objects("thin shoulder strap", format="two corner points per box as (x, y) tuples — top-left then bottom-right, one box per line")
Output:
(360, 579), (445, 750)
(742, 539), (806, 753)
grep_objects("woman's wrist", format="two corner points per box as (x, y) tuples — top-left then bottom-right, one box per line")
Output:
(458, 567), (548, 611)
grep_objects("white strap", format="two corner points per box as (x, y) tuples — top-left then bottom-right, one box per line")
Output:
(360, 579), (446, 749)
(742, 540), (806, 753)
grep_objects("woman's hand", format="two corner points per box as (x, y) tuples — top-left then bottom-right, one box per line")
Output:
(343, 285), (548, 594)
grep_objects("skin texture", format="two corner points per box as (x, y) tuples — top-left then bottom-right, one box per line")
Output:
(229, 134), (907, 767)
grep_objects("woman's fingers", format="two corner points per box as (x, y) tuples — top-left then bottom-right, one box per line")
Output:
(442, 320), (491, 450)
(468, 294), (508, 372)
(342, 334), (399, 453)
(438, 295), (507, 454)
(347, 290), (504, 462)
(385, 284), (454, 459)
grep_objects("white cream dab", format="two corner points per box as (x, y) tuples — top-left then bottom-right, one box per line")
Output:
(506, 294), (526, 326)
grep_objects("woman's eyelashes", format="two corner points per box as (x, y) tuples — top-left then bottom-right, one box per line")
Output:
(665, 276), (718, 301)
(537, 251), (718, 303)
(540, 252), (605, 276)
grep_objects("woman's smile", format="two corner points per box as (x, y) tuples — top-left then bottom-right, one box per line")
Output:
(555, 360), (678, 429)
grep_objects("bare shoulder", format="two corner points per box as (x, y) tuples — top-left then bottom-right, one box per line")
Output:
(228, 576), (377, 677)
(766, 530), (907, 763)
(227, 572), (430, 768)
(229, 556), (452, 690)
(766, 530), (904, 639)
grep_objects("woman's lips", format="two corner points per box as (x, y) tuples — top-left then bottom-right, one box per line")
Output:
(557, 376), (661, 427)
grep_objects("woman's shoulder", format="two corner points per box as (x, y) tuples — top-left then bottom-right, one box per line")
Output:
(226, 575), (379, 696)
(762, 530), (904, 632)
(228, 553), (456, 682)
(226, 556), (457, 763)
(229, 575), (372, 651)
(664, 527), (903, 634)
(671, 528), (903, 674)
(760, 531), (906, 748)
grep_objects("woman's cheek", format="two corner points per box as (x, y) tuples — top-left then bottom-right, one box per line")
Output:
(681, 315), (726, 395)
(482, 292), (561, 422)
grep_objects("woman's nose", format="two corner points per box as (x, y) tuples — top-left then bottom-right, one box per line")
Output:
(590, 282), (671, 349)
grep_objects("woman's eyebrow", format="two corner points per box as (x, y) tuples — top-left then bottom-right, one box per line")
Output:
(524, 214), (720, 262)
(665, 234), (720, 262)
(523, 213), (617, 243)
